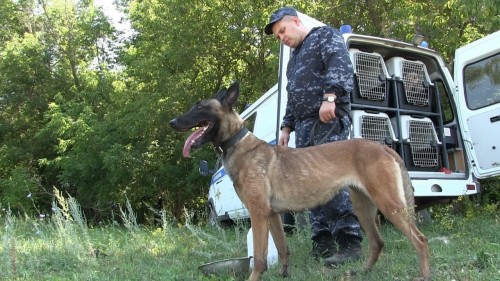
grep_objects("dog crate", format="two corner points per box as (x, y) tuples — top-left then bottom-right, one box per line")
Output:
(399, 115), (441, 171)
(349, 49), (391, 107)
(385, 57), (434, 111)
(352, 110), (398, 147)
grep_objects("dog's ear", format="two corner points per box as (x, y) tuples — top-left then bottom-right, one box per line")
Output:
(214, 87), (227, 101)
(215, 82), (240, 107)
(223, 82), (240, 106)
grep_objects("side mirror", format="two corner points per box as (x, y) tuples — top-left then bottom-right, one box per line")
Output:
(199, 160), (213, 176)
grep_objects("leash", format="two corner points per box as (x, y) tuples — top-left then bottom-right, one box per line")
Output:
(310, 105), (352, 145)
(310, 120), (340, 145)
(216, 127), (249, 154)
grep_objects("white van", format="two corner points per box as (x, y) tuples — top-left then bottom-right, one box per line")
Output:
(201, 12), (500, 227)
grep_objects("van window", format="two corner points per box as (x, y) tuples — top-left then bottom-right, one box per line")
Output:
(435, 80), (454, 123)
(464, 53), (500, 110)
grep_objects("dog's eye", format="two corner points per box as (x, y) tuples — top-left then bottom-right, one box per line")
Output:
(197, 101), (208, 109)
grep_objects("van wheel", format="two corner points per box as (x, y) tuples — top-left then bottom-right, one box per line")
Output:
(207, 205), (232, 228)
(416, 208), (433, 225)
(207, 206), (219, 228)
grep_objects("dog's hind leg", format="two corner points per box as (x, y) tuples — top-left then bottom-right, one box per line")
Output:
(248, 213), (269, 281)
(349, 188), (384, 271)
(382, 208), (430, 280)
(370, 189), (431, 280)
(268, 212), (290, 277)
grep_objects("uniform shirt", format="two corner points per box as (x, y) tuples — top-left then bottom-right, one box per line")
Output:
(281, 26), (354, 131)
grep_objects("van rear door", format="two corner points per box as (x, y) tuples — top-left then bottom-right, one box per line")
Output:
(454, 31), (500, 179)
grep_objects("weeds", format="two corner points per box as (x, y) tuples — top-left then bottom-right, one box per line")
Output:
(2, 207), (18, 280)
(51, 187), (95, 260)
(10, 239), (17, 280)
(429, 195), (499, 230)
(118, 198), (139, 232)
(1, 192), (499, 281)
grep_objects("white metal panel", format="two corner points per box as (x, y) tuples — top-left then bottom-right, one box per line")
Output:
(454, 31), (500, 178)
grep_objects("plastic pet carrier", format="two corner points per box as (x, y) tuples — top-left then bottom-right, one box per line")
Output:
(386, 57), (434, 111)
(352, 110), (398, 147)
(399, 115), (441, 171)
(349, 49), (391, 107)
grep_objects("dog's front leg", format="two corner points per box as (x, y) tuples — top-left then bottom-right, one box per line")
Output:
(248, 213), (269, 281)
(269, 212), (290, 277)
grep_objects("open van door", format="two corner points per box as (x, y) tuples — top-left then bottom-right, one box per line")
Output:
(454, 31), (500, 179)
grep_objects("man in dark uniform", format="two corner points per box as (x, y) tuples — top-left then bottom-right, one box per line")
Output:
(265, 7), (363, 266)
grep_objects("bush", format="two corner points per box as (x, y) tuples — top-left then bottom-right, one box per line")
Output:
(430, 193), (498, 231)
(0, 166), (47, 214)
(480, 176), (500, 204)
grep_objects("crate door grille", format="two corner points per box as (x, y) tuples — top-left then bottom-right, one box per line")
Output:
(401, 61), (430, 106)
(408, 120), (438, 167)
(354, 52), (387, 100)
(360, 115), (392, 145)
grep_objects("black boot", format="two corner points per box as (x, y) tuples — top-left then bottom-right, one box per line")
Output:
(324, 236), (363, 266)
(311, 233), (337, 259)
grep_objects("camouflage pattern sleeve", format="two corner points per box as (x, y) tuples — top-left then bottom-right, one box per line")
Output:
(318, 26), (354, 102)
(281, 98), (296, 131)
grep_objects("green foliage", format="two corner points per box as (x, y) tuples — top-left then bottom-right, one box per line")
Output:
(430, 195), (498, 231)
(429, 177), (500, 231)
(0, 166), (45, 214)
(1, 0), (499, 225)
(480, 176), (500, 204)
(387, 0), (500, 65)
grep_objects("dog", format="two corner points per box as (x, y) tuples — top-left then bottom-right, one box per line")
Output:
(170, 82), (430, 281)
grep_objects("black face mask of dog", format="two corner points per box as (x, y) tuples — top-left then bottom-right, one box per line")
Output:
(169, 82), (240, 157)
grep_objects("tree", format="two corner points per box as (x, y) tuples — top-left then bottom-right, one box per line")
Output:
(0, 0), (116, 215)
(1, 0), (498, 223)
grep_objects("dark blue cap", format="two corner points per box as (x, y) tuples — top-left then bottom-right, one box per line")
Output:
(264, 7), (297, 35)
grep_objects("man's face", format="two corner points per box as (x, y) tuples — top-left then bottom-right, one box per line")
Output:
(271, 16), (302, 48)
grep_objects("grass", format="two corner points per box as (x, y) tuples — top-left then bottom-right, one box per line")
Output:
(1, 194), (499, 281)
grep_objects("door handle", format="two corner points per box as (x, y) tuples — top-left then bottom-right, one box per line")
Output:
(491, 115), (500, 123)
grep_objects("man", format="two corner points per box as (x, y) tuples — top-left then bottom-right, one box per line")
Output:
(264, 7), (363, 266)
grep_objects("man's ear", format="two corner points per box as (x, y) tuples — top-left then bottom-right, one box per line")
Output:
(294, 18), (300, 26)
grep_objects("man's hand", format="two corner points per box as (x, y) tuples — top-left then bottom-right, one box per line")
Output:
(279, 127), (292, 146)
(319, 100), (336, 123)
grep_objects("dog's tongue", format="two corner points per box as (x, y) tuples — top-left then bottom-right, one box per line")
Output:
(182, 127), (205, 158)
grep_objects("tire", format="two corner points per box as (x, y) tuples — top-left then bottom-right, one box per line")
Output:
(207, 205), (219, 228)
(416, 208), (433, 225)
(206, 204), (232, 228)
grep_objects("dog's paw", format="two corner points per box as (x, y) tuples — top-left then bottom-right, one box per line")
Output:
(247, 271), (263, 281)
(279, 265), (290, 277)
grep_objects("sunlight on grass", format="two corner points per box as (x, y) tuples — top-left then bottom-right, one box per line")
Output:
(1, 194), (499, 280)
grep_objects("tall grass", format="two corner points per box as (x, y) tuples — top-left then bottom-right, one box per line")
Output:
(51, 187), (95, 259)
(2, 207), (17, 280)
(118, 198), (139, 232)
(0, 194), (499, 281)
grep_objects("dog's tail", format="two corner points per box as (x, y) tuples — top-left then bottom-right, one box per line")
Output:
(384, 146), (416, 220)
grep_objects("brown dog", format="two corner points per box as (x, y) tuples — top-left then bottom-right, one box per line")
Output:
(170, 82), (430, 280)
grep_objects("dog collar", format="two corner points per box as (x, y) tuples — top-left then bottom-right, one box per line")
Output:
(217, 127), (249, 153)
